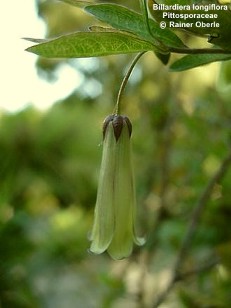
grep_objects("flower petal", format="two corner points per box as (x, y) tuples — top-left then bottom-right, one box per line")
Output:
(89, 123), (116, 254)
(107, 123), (135, 260)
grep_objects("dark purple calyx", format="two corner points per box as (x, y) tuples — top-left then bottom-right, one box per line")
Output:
(103, 114), (132, 141)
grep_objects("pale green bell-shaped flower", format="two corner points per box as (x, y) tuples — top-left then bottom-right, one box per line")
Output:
(89, 114), (144, 260)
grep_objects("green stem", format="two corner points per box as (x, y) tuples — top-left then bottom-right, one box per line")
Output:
(139, 0), (166, 49)
(115, 52), (146, 114)
(139, 0), (153, 39)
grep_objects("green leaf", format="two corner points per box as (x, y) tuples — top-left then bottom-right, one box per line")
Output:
(26, 31), (156, 58)
(23, 37), (48, 43)
(85, 4), (187, 49)
(58, 0), (93, 8)
(170, 53), (231, 71)
(88, 26), (171, 64)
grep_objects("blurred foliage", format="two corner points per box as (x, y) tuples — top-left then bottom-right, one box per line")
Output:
(1, 0), (231, 307)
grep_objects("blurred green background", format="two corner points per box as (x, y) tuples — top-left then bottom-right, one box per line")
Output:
(1, 0), (231, 307)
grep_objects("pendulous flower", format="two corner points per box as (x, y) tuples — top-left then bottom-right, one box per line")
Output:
(89, 114), (144, 260)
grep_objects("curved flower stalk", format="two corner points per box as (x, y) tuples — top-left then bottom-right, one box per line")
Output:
(89, 114), (144, 260)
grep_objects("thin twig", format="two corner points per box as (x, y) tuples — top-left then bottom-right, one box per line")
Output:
(152, 147), (231, 307)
